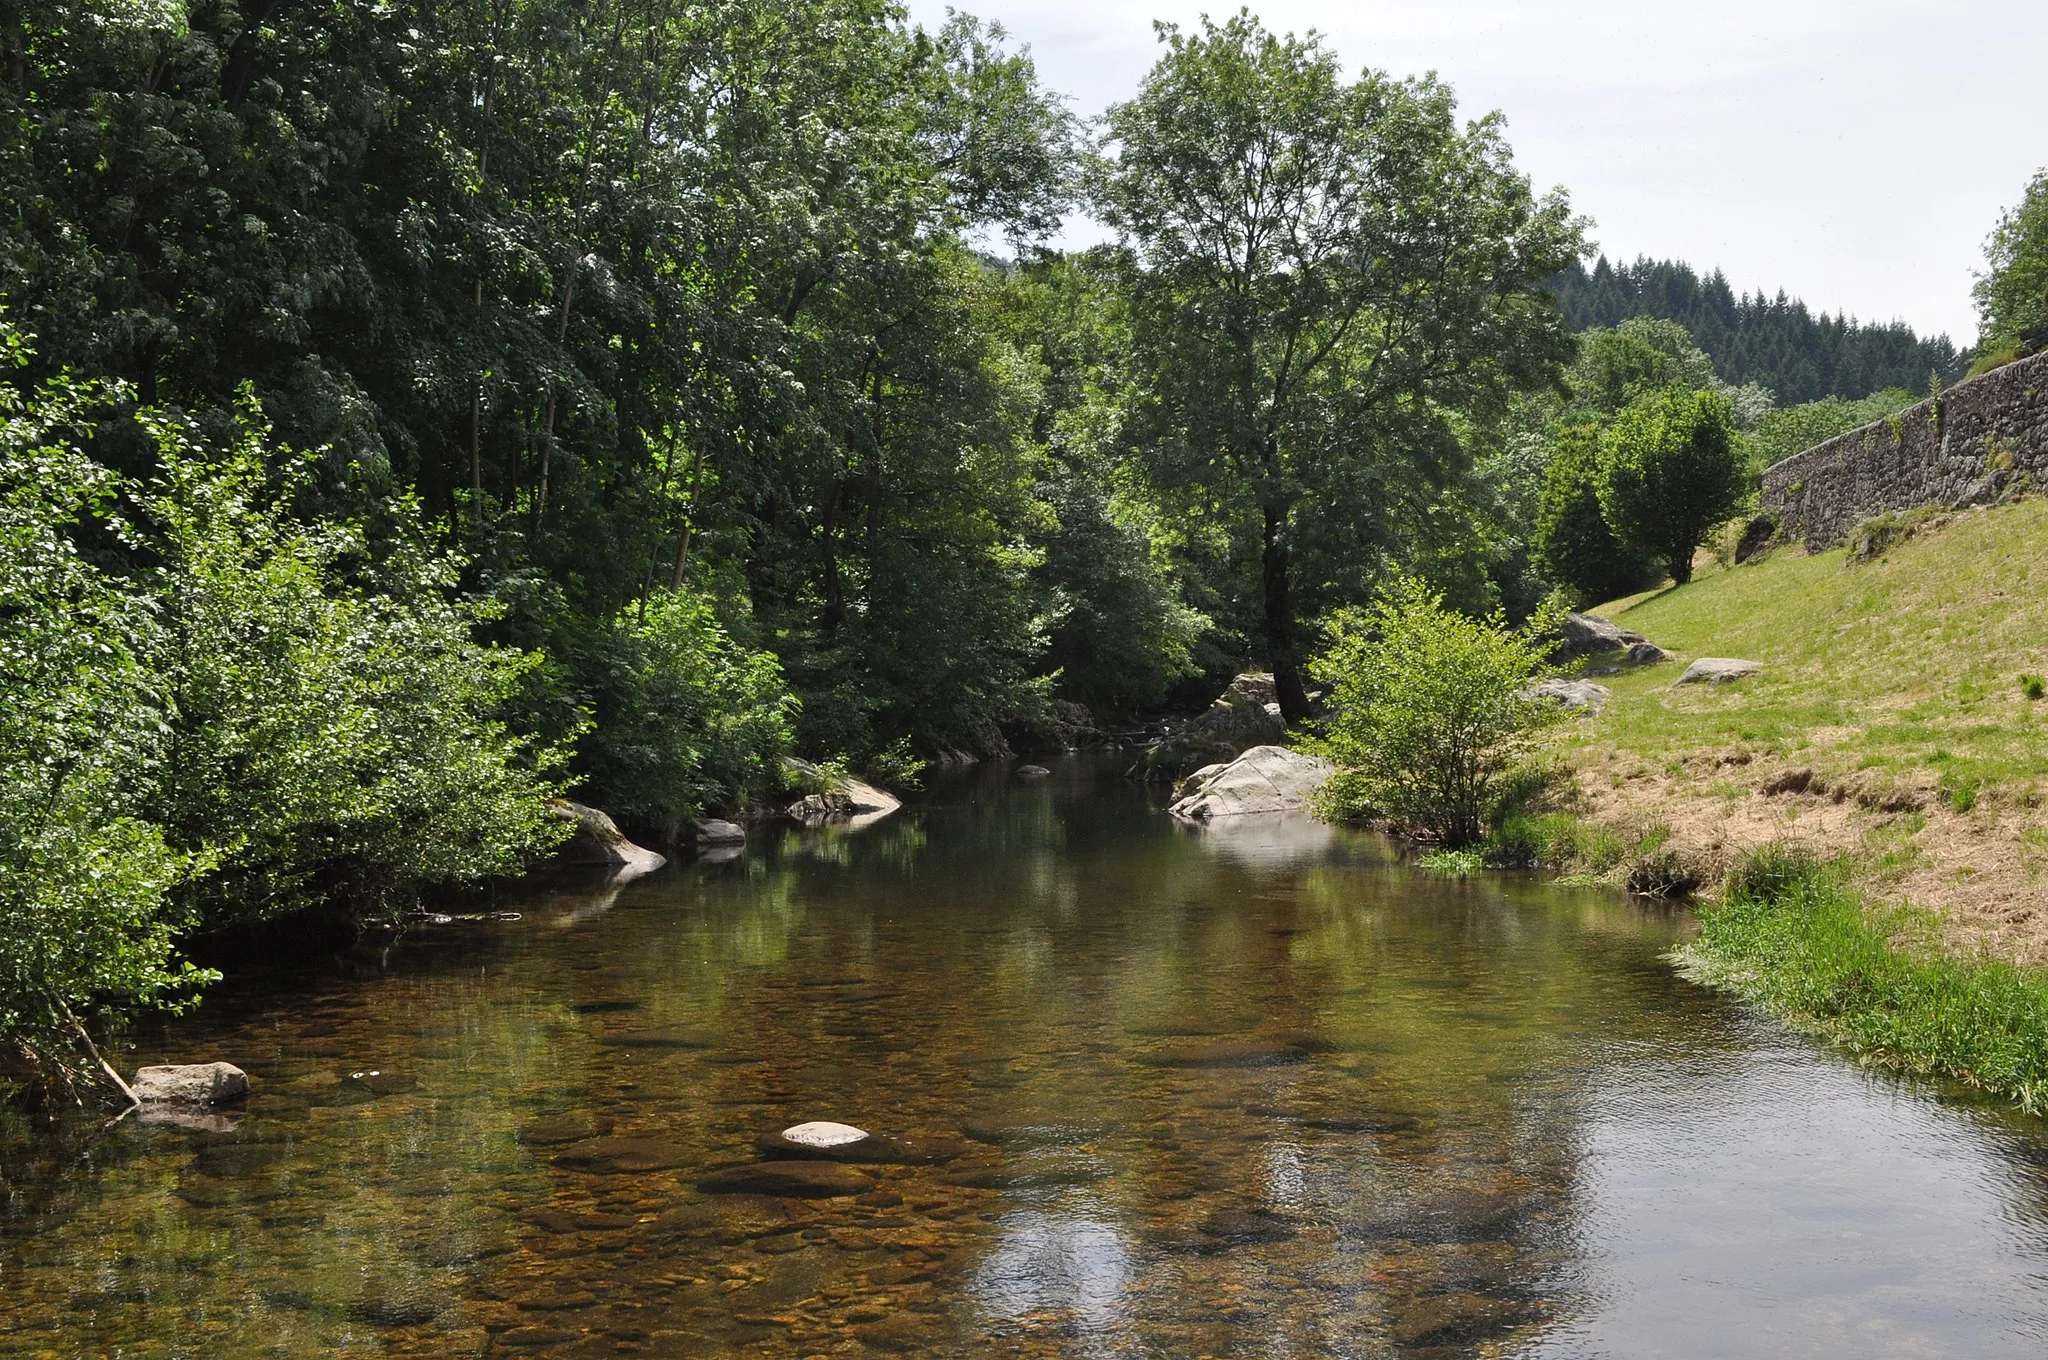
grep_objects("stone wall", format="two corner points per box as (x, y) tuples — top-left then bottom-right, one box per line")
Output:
(1759, 348), (2048, 550)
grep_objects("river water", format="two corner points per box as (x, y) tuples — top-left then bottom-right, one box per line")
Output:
(5, 759), (2048, 1358)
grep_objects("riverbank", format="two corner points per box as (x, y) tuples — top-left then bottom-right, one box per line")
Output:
(1529, 496), (2048, 1102)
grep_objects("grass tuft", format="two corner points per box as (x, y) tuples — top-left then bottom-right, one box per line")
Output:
(1679, 845), (2048, 1111)
(1415, 848), (1485, 876)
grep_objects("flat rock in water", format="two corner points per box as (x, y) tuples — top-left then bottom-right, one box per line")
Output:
(1673, 657), (1762, 686)
(1014, 764), (1051, 779)
(133, 1062), (248, 1107)
(523, 1209), (638, 1233)
(1167, 745), (1333, 820)
(551, 1137), (691, 1174)
(782, 1119), (868, 1147)
(695, 1161), (875, 1198)
(761, 1130), (954, 1163)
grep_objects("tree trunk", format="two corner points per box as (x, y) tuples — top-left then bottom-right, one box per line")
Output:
(1262, 502), (1311, 723)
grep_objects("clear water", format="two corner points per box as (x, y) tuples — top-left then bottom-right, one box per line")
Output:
(4, 758), (2048, 1358)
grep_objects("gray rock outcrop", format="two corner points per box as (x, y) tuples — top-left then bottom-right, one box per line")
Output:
(1525, 678), (1610, 713)
(779, 757), (902, 827)
(548, 801), (667, 874)
(1553, 613), (1666, 663)
(1134, 672), (1288, 781)
(133, 1062), (248, 1107)
(1168, 745), (1334, 820)
(691, 819), (745, 847)
(1673, 657), (1763, 685)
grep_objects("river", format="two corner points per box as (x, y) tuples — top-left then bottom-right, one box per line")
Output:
(4, 757), (2048, 1358)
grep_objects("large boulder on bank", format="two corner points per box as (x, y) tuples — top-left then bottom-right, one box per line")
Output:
(548, 801), (667, 873)
(1550, 613), (1671, 667)
(1524, 678), (1610, 714)
(1134, 673), (1288, 782)
(134, 1062), (248, 1107)
(780, 758), (901, 826)
(1168, 745), (1333, 820)
(1673, 657), (1762, 686)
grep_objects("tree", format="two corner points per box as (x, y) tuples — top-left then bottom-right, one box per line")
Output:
(1597, 387), (1745, 586)
(1311, 576), (1563, 847)
(1974, 170), (2048, 361)
(1094, 12), (1582, 720)
(1533, 424), (1651, 605)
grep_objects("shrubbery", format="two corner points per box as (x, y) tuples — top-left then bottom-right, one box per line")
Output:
(1310, 576), (1564, 847)
(580, 588), (797, 843)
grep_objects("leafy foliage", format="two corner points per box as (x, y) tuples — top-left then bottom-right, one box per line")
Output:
(0, 345), (208, 1087)
(579, 589), (796, 843)
(1094, 12), (1583, 716)
(1597, 387), (1746, 586)
(1533, 424), (1652, 604)
(1310, 577), (1564, 847)
(1974, 170), (2048, 361)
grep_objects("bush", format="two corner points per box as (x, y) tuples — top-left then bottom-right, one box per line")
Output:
(0, 350), (211, 1089)
(1534, 424), (1652, 605)
(1309, 576), (1565, 848)
(2020, 674), (2045, 701)
(142, 401), (571, 928)
(580, 587), (796, 840)
(1598, 387), (1747, 585)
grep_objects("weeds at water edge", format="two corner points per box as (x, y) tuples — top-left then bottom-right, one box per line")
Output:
(1678, 844), (2048, 1112)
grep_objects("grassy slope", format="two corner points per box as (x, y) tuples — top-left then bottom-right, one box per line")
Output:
(1572, 498), (2048, 804)
(1546, 500), (2048, 1105)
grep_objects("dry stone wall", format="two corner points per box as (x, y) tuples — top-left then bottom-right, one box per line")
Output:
(1760, 348), (2048, 549)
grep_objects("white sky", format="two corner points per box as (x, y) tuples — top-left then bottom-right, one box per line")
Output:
(908, 0), (2048, 345)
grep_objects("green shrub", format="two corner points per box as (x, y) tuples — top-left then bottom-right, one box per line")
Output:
(1309, 576), (1565, 848)
(2021, 674), (2045, 701)
(0, 348), (211, 1089)
(581, 587), (796, 839)
(1416, 848), (1485, 876)
(1598, 387), (1747, 585)
(142, 401), (571, 928)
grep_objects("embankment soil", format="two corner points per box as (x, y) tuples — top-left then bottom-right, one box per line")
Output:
(1555, 495), (2048, 964)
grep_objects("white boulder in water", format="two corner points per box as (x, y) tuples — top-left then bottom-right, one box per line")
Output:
(1168, 745), (1333, 820)
(781, 1120), (870, 1148)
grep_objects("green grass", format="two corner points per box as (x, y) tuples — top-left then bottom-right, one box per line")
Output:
(1678, 847), (2048, 1110)
(1565, 497), (2048, 803)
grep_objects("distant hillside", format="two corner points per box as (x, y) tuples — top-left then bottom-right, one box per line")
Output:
(1551, 257), (1962, 405)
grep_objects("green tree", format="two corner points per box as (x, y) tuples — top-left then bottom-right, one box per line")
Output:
(1533, 424), (1651, 604)
(1597, 387), (1745, 586)
(1094, 12), (1582, 720)
(1310, 576), (1563, 847)
(1974, 169), (2048, 361)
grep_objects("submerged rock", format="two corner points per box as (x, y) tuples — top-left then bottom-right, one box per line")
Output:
(1167, 745), (1333, 820)
(133, 1062), (248, 1107)
(695, 1160), (875, 1197)
(1014, 764), (1051, 779)
(1138, 1034), (1326, 1068)
(1673, 657), (1763, 685)
(551, 1137), (691, 1174)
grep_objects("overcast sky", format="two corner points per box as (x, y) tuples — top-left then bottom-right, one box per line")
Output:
(906, 0), (2048, 345)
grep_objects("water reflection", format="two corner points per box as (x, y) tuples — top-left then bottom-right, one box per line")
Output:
(1, 759), (2047, 1358)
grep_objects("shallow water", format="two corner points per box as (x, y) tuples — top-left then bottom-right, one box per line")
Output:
(6, 758), (2048, 1358)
